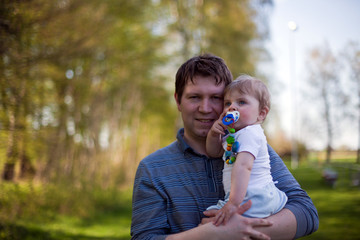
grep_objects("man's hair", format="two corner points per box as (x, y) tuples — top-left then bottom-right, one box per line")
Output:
(175, 53), (233, 103)
(224, 74), (271, 111)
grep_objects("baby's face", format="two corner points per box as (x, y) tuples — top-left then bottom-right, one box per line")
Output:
(223, 91), (262, 130)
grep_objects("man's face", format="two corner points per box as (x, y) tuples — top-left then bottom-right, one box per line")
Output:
(175, 75), (225, 143)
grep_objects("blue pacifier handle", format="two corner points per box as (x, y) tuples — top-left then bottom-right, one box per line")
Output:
(222, 114), (235, 125)
(222, 111), (240, 125)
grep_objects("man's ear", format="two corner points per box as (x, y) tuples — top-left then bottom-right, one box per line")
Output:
(174, 93), (181, 111)
(258, 107), (269, 121)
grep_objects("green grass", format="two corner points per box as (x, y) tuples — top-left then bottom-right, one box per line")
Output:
(10, 208), (131, 240)
(288, 160), (360, 240)
(1, 159), (360, 240)
(0, 184), (132, 240)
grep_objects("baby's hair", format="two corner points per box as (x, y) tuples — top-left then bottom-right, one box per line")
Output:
(224, 74), (271, 111)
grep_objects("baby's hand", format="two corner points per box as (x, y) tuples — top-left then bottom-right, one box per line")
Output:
(209, 112), (227, 136)
(209, 120), (225, 136)
(213, 201), (238, 226)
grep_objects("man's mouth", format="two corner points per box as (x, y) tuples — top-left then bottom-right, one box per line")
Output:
(197, 119), (213, 123)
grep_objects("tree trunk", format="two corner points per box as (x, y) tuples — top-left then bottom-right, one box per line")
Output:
(2, 108), (18, 181)
(2, 163), (15, 181)
(357, 92), (360, 164)
(326, 145), (332, 165)
(19, 146), (35, 180)
(357, 107), (360, 163)
(43, 97), (68, 180)
(323, 88), (333, 164)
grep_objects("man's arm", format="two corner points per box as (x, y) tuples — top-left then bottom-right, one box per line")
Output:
(167, 201), (273, 240)
(202, 202), (297, 239)
(256, 208), (297, 239)
(267, 144), (319, 238)
(131, 161), (169, 240)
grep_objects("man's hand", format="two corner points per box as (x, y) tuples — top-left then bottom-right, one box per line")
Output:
(201, 200), (273, 240)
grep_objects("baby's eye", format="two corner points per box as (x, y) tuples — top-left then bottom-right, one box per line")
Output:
(224, 101), (231, 106)
(239, 100), (246, 105)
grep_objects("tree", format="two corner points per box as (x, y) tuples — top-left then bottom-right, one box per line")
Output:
(0, 0), (39, 180)
(0, 0), (273, 185)
(342, 41), (360, 163)
(0, 0), (109, 181)
(306, 43), (343, 163)
(202, 0), (273, 76)
(158, 0), (272, 75)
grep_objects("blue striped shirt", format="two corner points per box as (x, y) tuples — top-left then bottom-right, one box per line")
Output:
(131, 129), (318, 239)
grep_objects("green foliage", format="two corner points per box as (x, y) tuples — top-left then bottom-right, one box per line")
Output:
(0, 0), (175, 183)
(0, 0), (272, 187)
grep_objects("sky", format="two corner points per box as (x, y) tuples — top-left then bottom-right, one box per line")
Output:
(265, 0), (360, 150)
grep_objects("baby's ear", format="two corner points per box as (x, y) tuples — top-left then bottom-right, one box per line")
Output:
(258, 107), (269, 121)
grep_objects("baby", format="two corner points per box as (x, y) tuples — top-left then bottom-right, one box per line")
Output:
(206, 74), (287, 225)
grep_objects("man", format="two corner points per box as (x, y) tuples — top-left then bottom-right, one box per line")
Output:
(131, 54), (319, 239)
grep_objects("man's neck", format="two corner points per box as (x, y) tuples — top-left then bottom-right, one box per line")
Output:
(183, 133), (208, 156)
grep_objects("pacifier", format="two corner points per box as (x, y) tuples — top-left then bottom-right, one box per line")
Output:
(222, 111), (240, 125)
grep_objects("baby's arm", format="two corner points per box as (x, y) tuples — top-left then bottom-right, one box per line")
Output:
(206, 116), (226, 158)
(214, 151), (255, 226)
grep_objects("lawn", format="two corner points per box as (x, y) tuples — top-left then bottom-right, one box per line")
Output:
(0, 185), (133, 240)
(1, 159), (359, 240)
(289, 160), (360, 240)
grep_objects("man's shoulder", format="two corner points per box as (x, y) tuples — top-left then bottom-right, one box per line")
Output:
(136, 140), (188, 177)
(141, 140), (181, 164)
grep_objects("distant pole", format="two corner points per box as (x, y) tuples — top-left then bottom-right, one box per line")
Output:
(288, 21), (298, 169)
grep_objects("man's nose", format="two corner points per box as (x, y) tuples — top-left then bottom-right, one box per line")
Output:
(199, 99), (212, 113)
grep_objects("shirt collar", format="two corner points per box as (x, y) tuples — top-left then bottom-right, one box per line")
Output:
(176, 128), (192, 153)
(176, 128), (211, 159)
